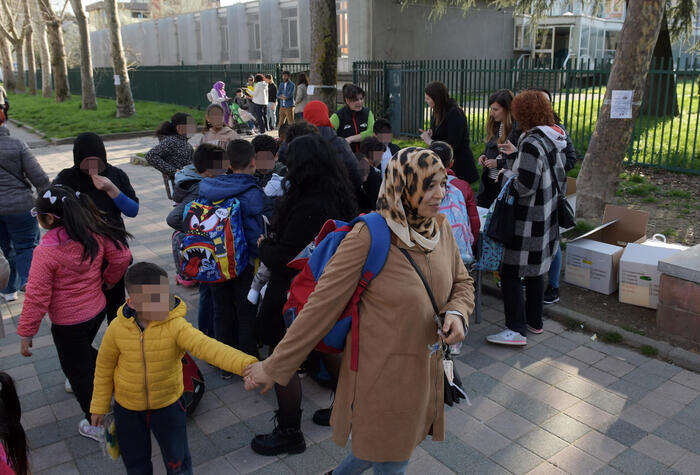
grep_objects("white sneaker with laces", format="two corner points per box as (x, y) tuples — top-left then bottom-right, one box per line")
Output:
(78, 419), (103, 442)
(486, 329), (527, 346)
(64, 378), (73, 393)
(0, 292), (17, 302)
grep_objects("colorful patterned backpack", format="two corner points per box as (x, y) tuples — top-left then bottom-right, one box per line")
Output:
(439, 176), (475, 264)
(179, 197), (248, 283)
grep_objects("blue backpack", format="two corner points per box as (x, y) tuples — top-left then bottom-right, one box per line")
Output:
(439, 176), (475, 264)
(282, 213), (391, 371)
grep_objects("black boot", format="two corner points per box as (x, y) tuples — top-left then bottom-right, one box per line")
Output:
(313, 407), (332, 427)
(251, 410), (306, 456)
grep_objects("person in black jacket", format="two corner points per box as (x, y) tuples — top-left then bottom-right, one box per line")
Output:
(421, 81), (479, 184)
(476, 89), (521, 208)
(253, 134), (358, 457)
(330, 84), (375, 153)
(356, 136), (384, 213)
(373, 118), (400, 177)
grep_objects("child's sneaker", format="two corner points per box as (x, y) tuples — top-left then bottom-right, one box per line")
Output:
(64, 378), (73, 393)
(0, 291), (17, 302)
(79, 419), (104, 442)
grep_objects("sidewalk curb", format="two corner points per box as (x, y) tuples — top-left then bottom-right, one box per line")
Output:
(8, 118), (158, 145)
(481, 281), (700, 372)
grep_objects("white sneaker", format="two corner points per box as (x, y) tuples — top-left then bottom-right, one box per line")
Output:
(449, 343), (462, 355)
(78, 419), (103, 442)
(64, 378), (73, 393)
(486, 329), (527, 346)
(0, 292), (17, 302)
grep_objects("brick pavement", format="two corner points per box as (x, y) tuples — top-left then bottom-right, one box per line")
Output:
(1, 137), (699, 474)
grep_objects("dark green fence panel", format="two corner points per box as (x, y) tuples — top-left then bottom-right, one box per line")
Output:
(355, 58), (699, 173)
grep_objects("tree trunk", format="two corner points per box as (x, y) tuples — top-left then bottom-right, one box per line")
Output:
(44, 19), (70, 101)
(105, 0), (134, 117)
(70, 0), (96, 109)
(576, 0), (665, 221)
(24, 17), (36, 95)
(12, 37), (26, 93)
(309, 0), (337, 114)
(0, 35), (15, 91)
(31, 0), (52, 97)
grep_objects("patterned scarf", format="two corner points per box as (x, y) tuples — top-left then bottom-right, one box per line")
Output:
(377, 147), (446, 249)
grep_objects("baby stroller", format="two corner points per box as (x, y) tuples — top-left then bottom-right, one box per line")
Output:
(230, 102), (256, 135)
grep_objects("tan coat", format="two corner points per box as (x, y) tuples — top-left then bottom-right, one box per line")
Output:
(199, 126), (240, 146)
(262, 216), (474, 462)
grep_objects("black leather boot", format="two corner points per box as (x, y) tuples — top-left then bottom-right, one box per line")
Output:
(251, 410), (306, 456)
(312, 407), (332, 427)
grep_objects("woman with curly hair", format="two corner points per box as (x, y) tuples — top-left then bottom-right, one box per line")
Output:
(486, 90), (567, 346)
(252, 134), (358, 455)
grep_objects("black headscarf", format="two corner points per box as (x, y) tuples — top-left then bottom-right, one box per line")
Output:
(53, 132), (138, 229)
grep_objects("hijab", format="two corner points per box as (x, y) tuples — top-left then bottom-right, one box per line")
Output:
(376, 147), (446, 250)
(213, 81), (226, 98)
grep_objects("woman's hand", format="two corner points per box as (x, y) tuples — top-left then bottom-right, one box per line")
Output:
(91, 175), (120, 199)
(442, 314), (466, 345)
(497, 140), (517, 155)
(419, 129), (433, 145)
(243, 362), (275, 394)
(484, 159), (498, 169)
(20, 337), (33, 357)
(477, 154), (487, 167)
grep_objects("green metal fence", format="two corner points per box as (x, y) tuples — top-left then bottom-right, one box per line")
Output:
(354, 58), (700, 173)
(63, 63), (309, 109)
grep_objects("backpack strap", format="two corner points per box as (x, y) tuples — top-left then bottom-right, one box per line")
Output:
(346, 212), (391, 371)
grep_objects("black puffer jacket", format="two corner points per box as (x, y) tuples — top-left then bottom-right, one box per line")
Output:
(317, 126), (362, 188)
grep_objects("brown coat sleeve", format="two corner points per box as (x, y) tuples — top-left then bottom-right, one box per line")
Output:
(438, 220), (475, 324)
(262, 223), (371, 386)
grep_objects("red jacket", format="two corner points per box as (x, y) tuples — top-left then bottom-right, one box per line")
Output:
(447, 169), (480, 243)
(18, 227), (132, 338)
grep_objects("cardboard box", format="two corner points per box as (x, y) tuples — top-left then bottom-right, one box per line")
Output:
(619, 238), (688, 309)
(564, 205), (648, 295)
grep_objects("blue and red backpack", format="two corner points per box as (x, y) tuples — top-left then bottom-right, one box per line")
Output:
(282, 212), (391, 371)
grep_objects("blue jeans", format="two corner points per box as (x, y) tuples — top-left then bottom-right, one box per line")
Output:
(114, 399), (192, 475)
(334, 452), (409, 475)
(198, 283), (213, 337)
(548, 244), (562, 289)
(267, 102), (277, 129)
(0, 212), (39, 294)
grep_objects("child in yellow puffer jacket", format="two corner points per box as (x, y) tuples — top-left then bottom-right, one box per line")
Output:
(90, 262), (258, 474)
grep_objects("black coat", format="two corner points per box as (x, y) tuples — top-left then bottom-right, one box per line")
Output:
(358, 167), (382, 214)
(431, 105), (478, 184)
(258, 192), (354, 347)
(477, 122), (522, 208)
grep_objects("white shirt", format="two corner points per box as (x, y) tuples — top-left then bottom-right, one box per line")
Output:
(252, 82), (269, 105)
(380, 145), (393, 176)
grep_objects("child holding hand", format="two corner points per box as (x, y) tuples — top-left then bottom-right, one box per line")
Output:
(90, 262), (258, 475)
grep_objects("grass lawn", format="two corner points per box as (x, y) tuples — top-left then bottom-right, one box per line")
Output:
(6, 93), (205, 139)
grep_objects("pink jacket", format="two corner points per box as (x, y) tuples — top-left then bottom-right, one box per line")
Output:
(18, 228), (132, 338)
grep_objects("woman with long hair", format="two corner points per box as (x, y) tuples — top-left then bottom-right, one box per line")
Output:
(294, 73), (310, 121)
(251, 134), (358, 456)
(18, 185), (132, 442)
(200, 103), (240, 147)
(476, 89), (521, 207)
(0, 373), (28, 475)
(421, 81), (479, 183)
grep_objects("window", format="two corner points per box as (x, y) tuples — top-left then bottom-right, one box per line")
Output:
(579, 24), (590, 57)
(535, 28), (553, 50)
(337, 0), (349, 57)
(218, 8), (229, 63)
(281, 7), (299, 59)
(194, 13), (203, 61)
(604, 30), (619, 60)
(247, 13), (261, 61)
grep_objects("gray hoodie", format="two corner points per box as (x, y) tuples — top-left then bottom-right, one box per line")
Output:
(0, 126), (49, 215)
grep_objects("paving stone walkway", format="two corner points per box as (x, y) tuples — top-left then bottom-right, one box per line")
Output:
(1, 137), (699, 474)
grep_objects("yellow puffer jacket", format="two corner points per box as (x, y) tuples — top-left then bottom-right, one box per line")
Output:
(90, 297), (258, 414)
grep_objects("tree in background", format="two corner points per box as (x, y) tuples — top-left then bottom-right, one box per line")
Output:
(69, 0), (96, 109)
(23, 0), (36, 95)
(105, 0), (134, 117)
(309, 0), (338, 115)
(0, 35), (15, 90)
(0, 0), (27, 92)
(37, 0), (70, 101)
(30, 0), (52, 97)
(412, 0), (695, 221)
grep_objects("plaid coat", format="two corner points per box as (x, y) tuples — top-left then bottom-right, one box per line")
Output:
(501, 127), (567, 277)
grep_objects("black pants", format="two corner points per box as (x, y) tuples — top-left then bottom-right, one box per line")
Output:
(210, 265), (258, 358)
(501, 272), (545, 337)
(476, 169), (501, 208)
(253, 103), (267, 133)
(104, 277), (126, 324)
(51, 310), (105, 420)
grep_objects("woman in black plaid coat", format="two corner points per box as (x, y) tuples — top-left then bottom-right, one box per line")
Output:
(487, 90), (567, 346)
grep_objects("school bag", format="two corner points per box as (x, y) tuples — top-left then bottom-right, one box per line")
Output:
(439, 176), (475, 264)
(181, 353), (205, 416)
(282, 212), (391, 371)
(179, 197), (248, 283)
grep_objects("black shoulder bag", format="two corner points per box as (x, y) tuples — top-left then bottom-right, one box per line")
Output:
(399, 248), (468, 406)
(533, 135), (576, 229)
(0, 162), (31, 189)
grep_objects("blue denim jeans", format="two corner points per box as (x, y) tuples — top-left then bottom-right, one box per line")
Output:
(198, 283), (213, 337)
(548, 244), (562, 289)
(0, 212), (39, 294)
(334, 452), (409, 475)
(114, 399), (192, 475)
(267, 102), (277, 129)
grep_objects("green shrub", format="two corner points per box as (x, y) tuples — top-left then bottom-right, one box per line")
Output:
(640, 345), (659, 357)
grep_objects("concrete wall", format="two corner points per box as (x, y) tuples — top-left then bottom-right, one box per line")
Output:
(260, 0), (283, 62)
